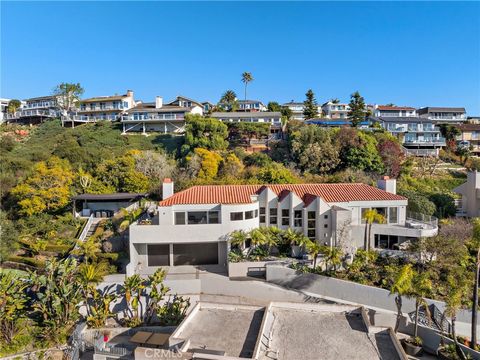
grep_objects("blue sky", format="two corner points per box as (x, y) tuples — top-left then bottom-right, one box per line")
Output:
(1, 1), (479, 114)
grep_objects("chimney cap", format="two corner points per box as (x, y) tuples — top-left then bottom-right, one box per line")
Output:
(382, 176), (390, 180)
(163, 178), (173, 183)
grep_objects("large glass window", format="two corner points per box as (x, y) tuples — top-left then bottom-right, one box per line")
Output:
(260, 207), (266, 223)
(208, 211), (220, 224)
(173, 243), (218, 266)
(294, 210), (302, 227)
(307, 211), (316, 239)
(147, 244), (170, 266)
(188, 211), (208, 224)
(282, 209), (290, 226)
(245, 210), (254, 220)
(230, 212), (243, 221)
(389, 207), (398, 224)
(175, 212), (186, 225)
(269, 208), (277, 225)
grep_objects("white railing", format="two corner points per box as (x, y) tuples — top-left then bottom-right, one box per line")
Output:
(5, 109), (57, 119)
(81, 105), (125, 111)
(78, 214), (94, 242)
(63, 115), (118, 122)
(121, 114), (185, 121)
(405, 211), (438, 230)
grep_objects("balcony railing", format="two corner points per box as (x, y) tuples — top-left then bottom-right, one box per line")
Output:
(80, 105), (125, 111)
(405, 211), (438, 230)
(62, 115), (118, 122)
(5, 109), (57, 119)
(121, 114), (185, 121)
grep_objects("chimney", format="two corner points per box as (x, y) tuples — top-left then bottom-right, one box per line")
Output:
(127, 90), (134, 99)
(155, 96), (163, 109)
(377, 176), (396, 194)
(162, 178), (174, 199)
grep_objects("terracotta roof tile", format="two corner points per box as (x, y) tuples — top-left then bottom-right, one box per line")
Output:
(159, 183), (406, 206)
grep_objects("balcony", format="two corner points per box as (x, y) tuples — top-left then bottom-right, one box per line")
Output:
(121, 114), (185, 122)
(5, 109), (57, 120)
(80, 105), (125, 111)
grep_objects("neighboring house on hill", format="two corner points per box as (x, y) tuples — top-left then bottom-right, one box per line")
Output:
(417, 107), (467, 123)
(283, 101), (305, 121)
(237, 100), (267, 112)
(211, 111), (283, 137)
(454, 172), (480, 217)
(374, 105), (416, 118)
(5, 95), (59, 124)
(455, 123), (480, 156)
(0, 98), (11, 124)
(62, 90), (136, 126)
(126, 177), (438, 275)
(121, 96), (203, 134)
(202, 101), (215, 114)
(321, 101), (350, 119)
(371, 116), (446, 157)
(305, 118), (370, 129)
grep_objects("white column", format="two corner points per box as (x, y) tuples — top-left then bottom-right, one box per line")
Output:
(169, 243), (174, 266)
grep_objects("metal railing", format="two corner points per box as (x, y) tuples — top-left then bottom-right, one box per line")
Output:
(78, 214), (94, 241)
(121, 114), (185, 121)
(5, 109), (57, 119)
(405, 211), (438, 230)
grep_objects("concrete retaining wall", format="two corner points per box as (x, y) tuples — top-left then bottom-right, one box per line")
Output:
(228, 261), (270, 278)
(265, 264), (476, 336)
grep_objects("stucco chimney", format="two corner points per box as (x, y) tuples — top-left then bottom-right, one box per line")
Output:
(162, 178), (174, 199)
(126, 90), (134, 99)
(377, 176), (396, 194)
(155, 96), (163, 109)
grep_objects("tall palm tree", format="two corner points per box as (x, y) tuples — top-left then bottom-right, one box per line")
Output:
(307, 241), (321, 269)
(390, 264), (414, 333)
(241, 72), (254, 103)
(362, 209), (386, 252)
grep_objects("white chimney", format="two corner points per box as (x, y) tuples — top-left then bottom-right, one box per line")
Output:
(155, 96), (163, 109)
(377, 176), (396, 194)
(127, 90), (134, 99)
(162, 178), (174, 199)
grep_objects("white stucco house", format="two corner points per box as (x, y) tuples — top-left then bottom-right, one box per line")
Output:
(454, 171), (480, 217)
(127, 177), (438, 275)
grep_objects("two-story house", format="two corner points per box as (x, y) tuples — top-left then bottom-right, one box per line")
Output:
(5, 95), (59, 123)
(127, 178), (438, 275)
(321, 101), (350, 119)
(237, 100), (267, 112)
(121, 96), (203, 134)
(455, 123), (480, 156)
(372, 116), (446, 157)
(417, 107), (467, 123)
(283, 101), (305, 121)
(374, 105), (416, 118)
(210, 111), (283, 137)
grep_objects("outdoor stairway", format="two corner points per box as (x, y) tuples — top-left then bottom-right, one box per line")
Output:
(83, 218), (102, 241)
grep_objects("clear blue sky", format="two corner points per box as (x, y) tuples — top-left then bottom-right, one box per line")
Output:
(1, 1), (479, 114)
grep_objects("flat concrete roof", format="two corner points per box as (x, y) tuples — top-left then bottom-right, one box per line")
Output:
(257, 303), (400, 360)
(172, 303), (264, 358)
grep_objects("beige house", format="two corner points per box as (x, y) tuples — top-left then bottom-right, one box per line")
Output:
(454, 171), (480, 217)
(456, 123), (480, 155)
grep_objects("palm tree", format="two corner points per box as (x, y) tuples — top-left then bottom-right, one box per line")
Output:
(362, 209), (386, 252)
(220, 90), (237, 111)
(411, 271), (433, 338)
(229, 230), (248, 249)
(390, 264), (414, 333)
(241, 72), (254, 103)
(6, 99), (21, 114)
(320, 246), (343, 272)
(307, 241), (321, 269)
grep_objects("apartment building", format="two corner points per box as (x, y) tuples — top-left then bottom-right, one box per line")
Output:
(374, 105), (416, 117)
(5, 95), (59, 123)
(372, 116), (446, 157)
(321, 101), (350, 119)
(127, 178), (438, 275)
(454, 171), (480, 217)
(283, 101), (305, 121)
(455, 123), (480, 156)
(120, 96), (203, 134)
(417, 107), (466, 122)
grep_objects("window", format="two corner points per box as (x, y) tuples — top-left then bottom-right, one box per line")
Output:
(245, 210), (254, 220)
(255, 209), (258, 218)
(269, 208), (277, 225)
(208, 211), (220, 224)
(175, 212), (186, 225)
(282, 209), (290, 226)
(324, 224), (328, 228)
(260, 207), (266, 223)
(307, 211), (316, 239)
(324, 214), (329, 219)
(147, 244), (170, 266)
(294, 210), (302, 227)
(389, 207), (398, 224)
(230, 212), (243, 221)
(188, 211), (208, 225)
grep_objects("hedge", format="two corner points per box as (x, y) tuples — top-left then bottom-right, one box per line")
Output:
(45, 244), (73, 253)
(97, 252), (119, 261)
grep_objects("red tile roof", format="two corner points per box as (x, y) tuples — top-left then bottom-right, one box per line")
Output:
(159, 183), (406, 206)
(377, 106), (415, 111)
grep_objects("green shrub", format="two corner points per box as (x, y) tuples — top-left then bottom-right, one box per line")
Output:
(8, 256), (45, 268)
(97, 252), (119, 261)
(44, 244), (73, 254)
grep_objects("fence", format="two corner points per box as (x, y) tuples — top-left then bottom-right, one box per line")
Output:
(78, 213), (94, 241)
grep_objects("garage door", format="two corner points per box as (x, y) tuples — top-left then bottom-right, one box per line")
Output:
(173, 243), (218, 266)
